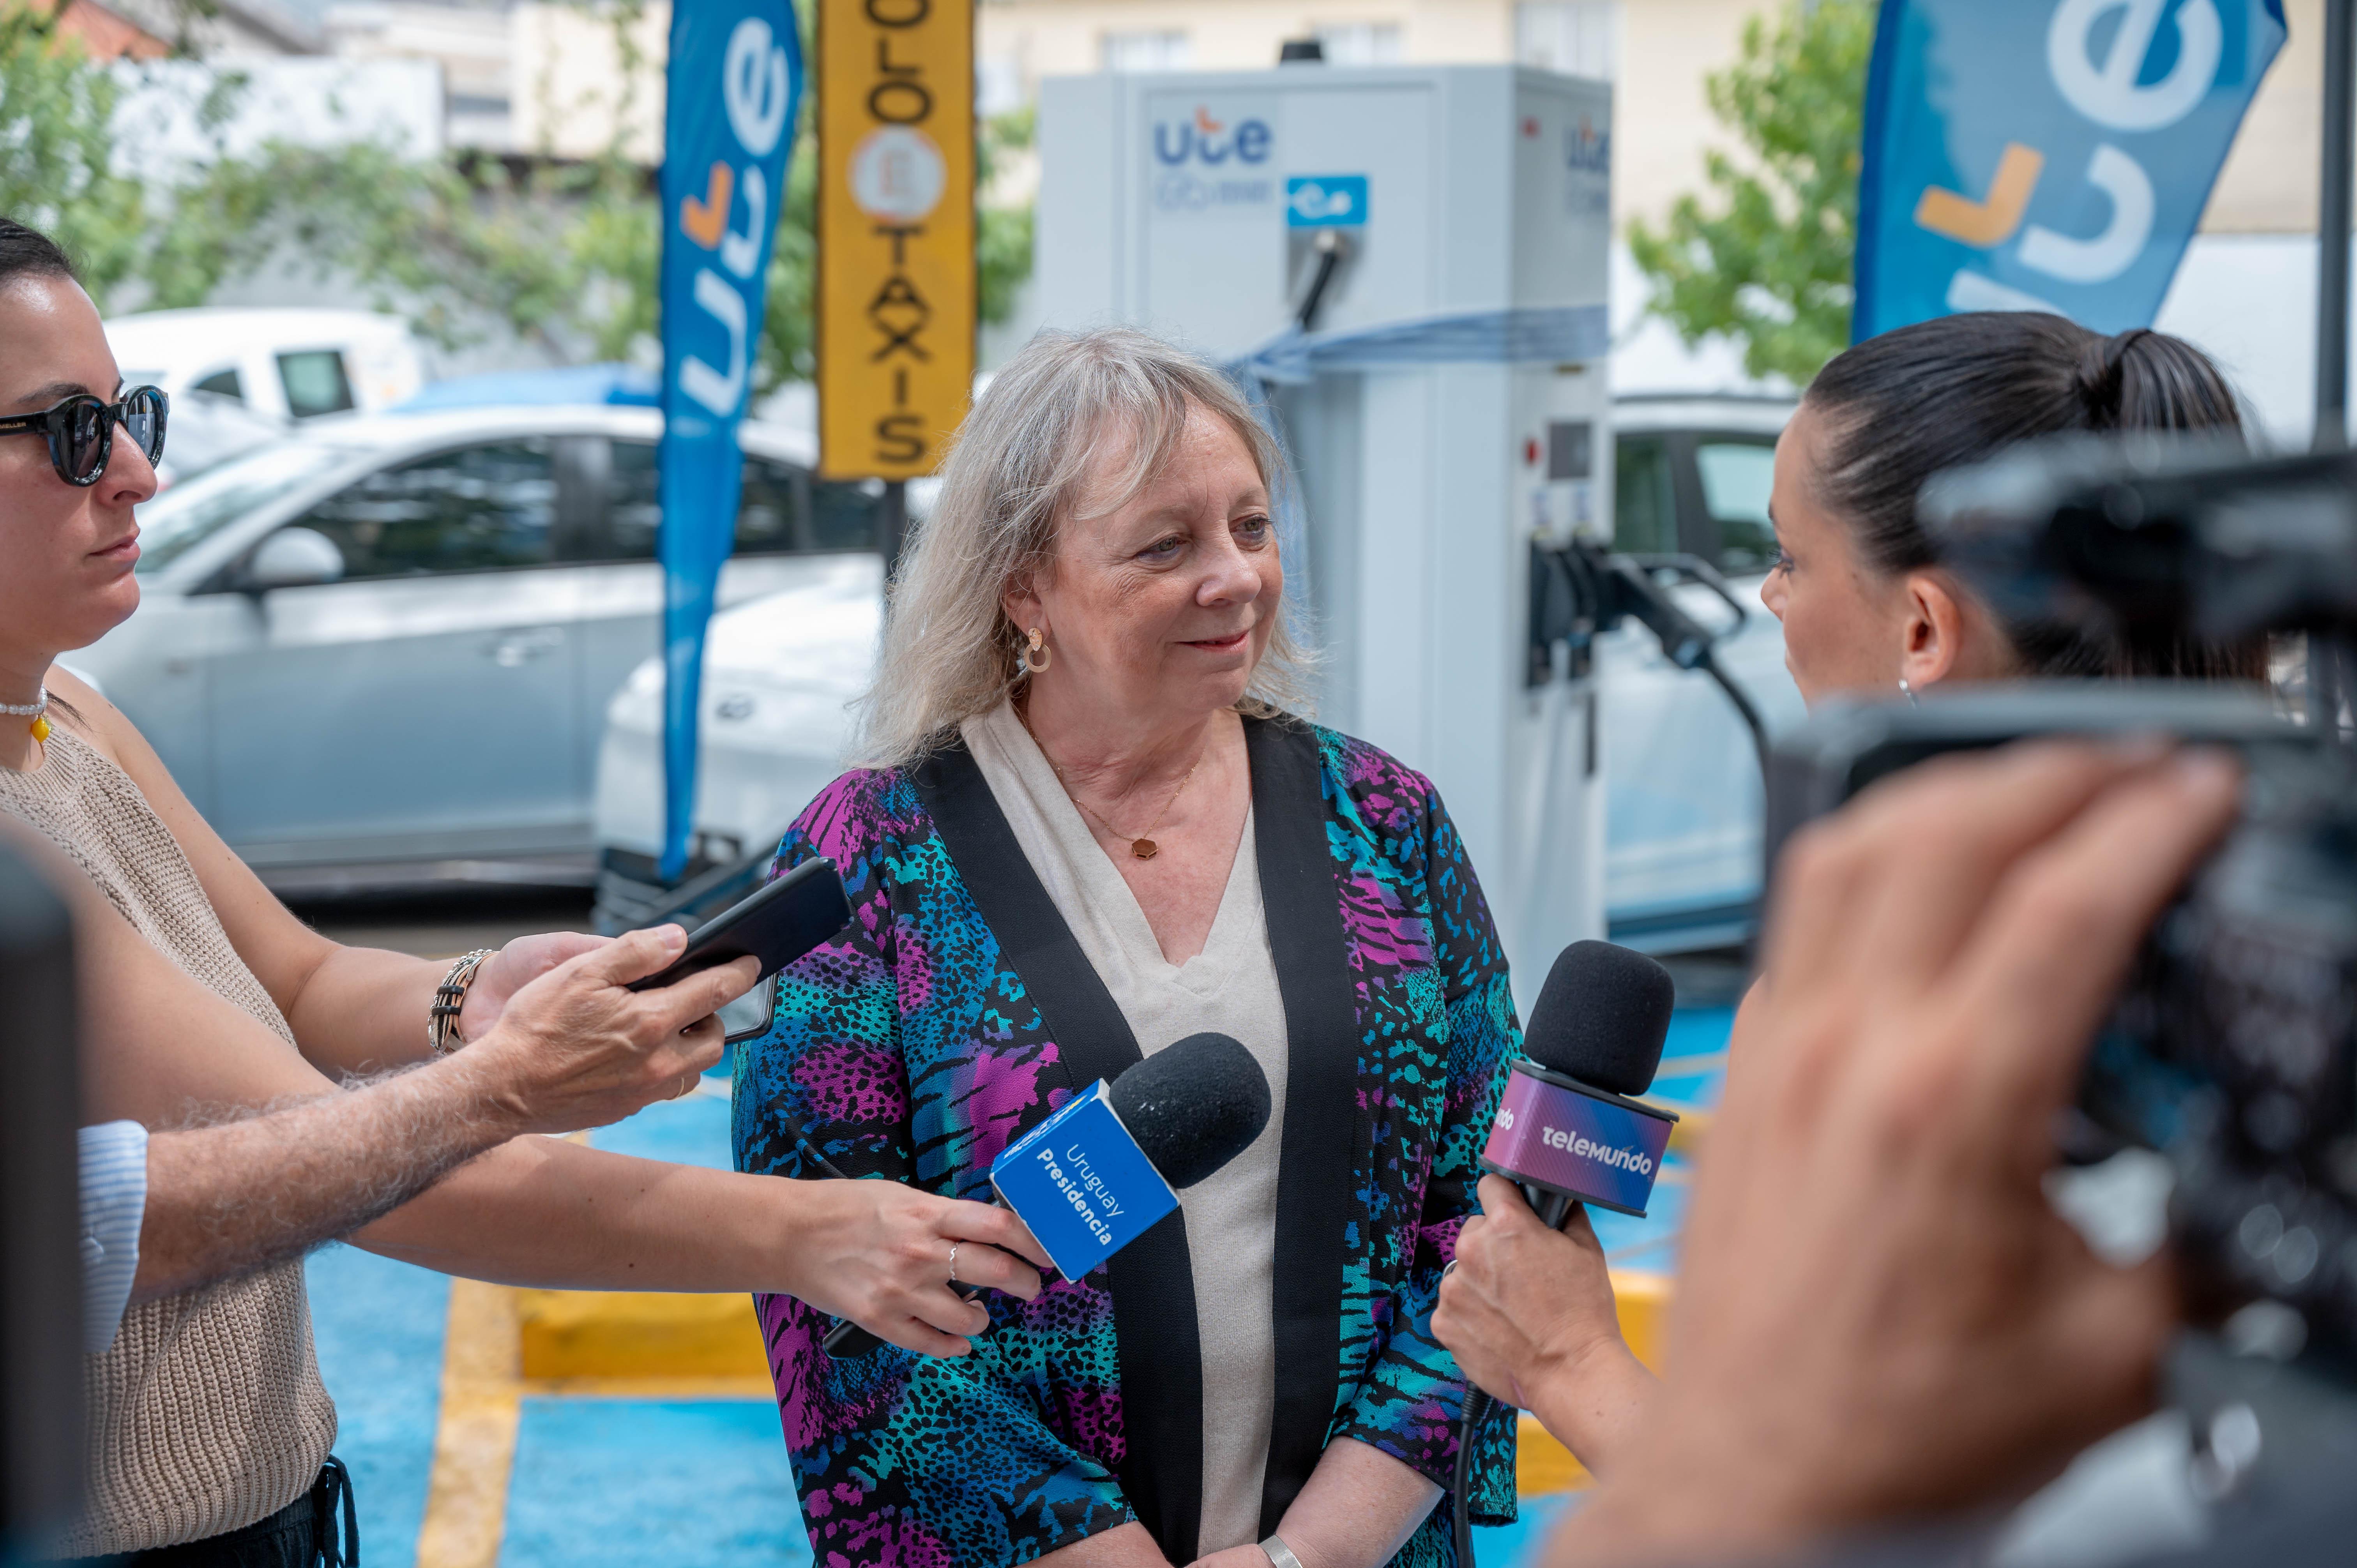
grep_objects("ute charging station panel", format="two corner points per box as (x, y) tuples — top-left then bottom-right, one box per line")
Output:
(1037, 64), (1617, 1003)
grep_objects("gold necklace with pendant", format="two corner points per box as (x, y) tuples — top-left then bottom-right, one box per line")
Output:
(1058, 743), (1207, 861)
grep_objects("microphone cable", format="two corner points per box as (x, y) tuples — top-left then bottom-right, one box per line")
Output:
(1453, 1384), (1493, 1567)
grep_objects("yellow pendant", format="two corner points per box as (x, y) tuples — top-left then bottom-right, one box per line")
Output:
(29, 715), (49, 743)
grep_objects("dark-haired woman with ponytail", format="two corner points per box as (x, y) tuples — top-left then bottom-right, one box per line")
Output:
(1435, 312), (2267, 1491)
(1760, 311), (2263, 705)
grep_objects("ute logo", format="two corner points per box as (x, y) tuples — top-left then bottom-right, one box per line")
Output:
(1564, 115), (1610, 175)
(1154, 104), (1273, 166)
(1150, 99), (1277, 215)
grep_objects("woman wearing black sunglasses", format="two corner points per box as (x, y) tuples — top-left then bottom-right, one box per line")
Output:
(0, 380), (168, 488)
(0, 216), (1050, 1566)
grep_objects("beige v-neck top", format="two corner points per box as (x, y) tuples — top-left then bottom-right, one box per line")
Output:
(0, 727), (335, 1557)
(962, 702), (1289, 1555)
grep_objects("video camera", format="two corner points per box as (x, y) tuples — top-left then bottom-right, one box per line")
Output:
(1765, 436), (2357, 1365)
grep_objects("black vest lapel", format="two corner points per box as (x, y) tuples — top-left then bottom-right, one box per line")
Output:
(1244, 716), (1359, 1536)
(912, 739), (1207, 1561)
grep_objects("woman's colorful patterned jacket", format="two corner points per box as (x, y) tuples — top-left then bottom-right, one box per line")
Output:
(732, 715), (1520, 1566)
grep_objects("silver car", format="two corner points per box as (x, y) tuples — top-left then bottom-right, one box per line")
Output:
(76, 399), (887, 892)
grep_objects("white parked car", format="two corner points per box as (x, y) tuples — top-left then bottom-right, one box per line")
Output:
(106, 307), (427, 422)
(591, 558), (886, 928)
(80, 372), (894, 893)
(593, 397), (1805, 951)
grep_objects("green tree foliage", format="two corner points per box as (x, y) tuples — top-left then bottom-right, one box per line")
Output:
(0, 4), (1034, 394)
(0, 8), (150, 298)
(1627, 0), (1875, 387)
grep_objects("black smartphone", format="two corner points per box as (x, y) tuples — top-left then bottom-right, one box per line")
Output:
(625, 857), (852, 1003)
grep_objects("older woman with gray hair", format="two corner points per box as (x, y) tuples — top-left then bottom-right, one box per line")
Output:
(734, 327), (1520, 1567)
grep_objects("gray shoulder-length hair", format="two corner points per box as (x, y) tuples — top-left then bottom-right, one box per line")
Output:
(851, 326), (1316, 770)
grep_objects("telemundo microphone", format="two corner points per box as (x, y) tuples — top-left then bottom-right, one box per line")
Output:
(821, 1031), (1272, 1357)
(1482, 939), (1680, 1225)
(1452, 940), (1678, 1568)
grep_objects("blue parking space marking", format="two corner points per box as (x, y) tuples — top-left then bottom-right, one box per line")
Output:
(500, 1400), (810, 1568)
(1477, 1493), (1580, 1564)
(307, 1244), (451, 1568)
(588, 1083), (737, 1170)
(303, 1007), (1727, 1567)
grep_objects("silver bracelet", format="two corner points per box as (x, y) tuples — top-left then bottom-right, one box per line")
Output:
(1259, 1534), (1304, 1568)
(429, 948), (496, 1056)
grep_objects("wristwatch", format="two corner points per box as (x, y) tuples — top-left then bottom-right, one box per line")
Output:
(1259, 1534), (1304, 1568)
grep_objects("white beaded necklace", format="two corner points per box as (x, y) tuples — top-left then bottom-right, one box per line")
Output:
(0, 685), (50, 742)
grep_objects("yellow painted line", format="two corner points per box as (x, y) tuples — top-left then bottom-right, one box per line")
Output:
(525, 1373), (776, 1399)
(1514, 1270), (1673, 1497)
(515, 1288), (770, 1383)
(415, 1279), (523, 1568)
(1661, 1106), (1712, 1158)
(1653, 1051), (1728, 1079)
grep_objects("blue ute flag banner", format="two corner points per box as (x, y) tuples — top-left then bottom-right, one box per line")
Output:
(1855, 0), (2284, 341)
(991, 1083), (1180, 1281)
(657, 0), (804, 879)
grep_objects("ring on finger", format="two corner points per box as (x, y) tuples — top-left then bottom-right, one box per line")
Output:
(948, 1241), (961, 1285)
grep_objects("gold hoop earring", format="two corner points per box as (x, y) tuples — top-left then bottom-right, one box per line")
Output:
(1023, 627), (1053, 675)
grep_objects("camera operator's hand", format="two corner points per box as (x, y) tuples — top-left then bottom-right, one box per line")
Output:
(455, 925), (759, 1137)
(1553, 743), (2240, 1567)
(1435, 1175), (1654, 1474)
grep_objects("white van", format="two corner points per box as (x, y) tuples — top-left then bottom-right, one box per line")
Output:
(105, 308), (427, 424)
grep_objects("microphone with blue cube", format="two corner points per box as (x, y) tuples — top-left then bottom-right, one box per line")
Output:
(821, 1031), (1271, 1356)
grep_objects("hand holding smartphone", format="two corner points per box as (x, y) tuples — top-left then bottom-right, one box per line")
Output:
(626, 858), (853, 1041)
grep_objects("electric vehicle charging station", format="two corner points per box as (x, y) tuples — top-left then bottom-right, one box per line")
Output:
(1037, 64), (1617, 1003)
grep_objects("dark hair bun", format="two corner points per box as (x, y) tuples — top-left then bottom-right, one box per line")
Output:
(1802, 311), (2258, 680)
(2072, 327), (2157, 429)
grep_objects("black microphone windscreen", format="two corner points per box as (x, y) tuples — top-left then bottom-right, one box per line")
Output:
(1108, 1031), (1272, 1189)
(1522, 940), (1676, 1098)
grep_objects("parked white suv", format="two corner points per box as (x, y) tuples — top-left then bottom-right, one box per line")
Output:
(1595, 395), (1805, 950)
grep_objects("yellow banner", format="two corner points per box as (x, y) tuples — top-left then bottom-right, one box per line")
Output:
(816, 0), (975, 481)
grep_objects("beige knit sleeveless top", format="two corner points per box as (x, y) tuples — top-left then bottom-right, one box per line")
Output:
(0, 725), (336, 1557)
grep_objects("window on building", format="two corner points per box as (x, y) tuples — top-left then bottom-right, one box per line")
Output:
(1516, 1), (1619, 79)
(1101, 30), (1190, 73)
(1315, 23), (1402, 65)
(977, 53), (1025, 116)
